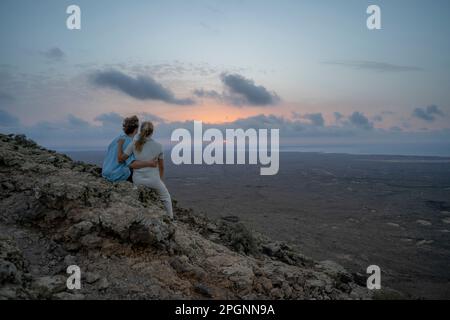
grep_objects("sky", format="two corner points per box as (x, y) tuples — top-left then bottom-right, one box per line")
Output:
(0, 0), (449, 155)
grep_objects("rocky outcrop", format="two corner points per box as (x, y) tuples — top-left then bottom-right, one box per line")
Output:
(0, 133), (371, 300)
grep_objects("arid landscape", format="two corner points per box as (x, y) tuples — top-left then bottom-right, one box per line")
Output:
(1, 134), (373, 300)
(1, 0), (450, 308)
(67, 150), (450, 299)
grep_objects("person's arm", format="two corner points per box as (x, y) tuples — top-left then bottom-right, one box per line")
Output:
(158, 158), (164, 179)
(130, 159), (158, 169)
(117, 139), (129, 163)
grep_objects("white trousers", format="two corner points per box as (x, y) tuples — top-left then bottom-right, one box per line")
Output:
(133, 171), (173, 219)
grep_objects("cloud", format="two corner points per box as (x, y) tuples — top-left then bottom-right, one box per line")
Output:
(303, 113), (325, 126)
(42, 47), (65, 61)
(322, 60), (422, 72)
(100, 61), (221, 81)
(334, 112), (344, 121)
(194, 74), (280, 107)
(291, 112), (325, 126)
(220, 73), (280, 106)
(0, 109), (20, 127)
(19, 112), (170, 149)
(390, 126), (403, 132)
(94, 112), (123, 126)
(138, 112), (166, 124)
(221, 73), (279, 106)
(229, 114), (293, 130)
(372, 115), (383, 122)
(7, 113), (126, 149)
(94, 112), (166, 128)
(349, 112), (373, 129)
(412, 105), (445, 122)
(67, 114), (90, 128)
(2, 111), (450, 156)
(193, 88), (223, 100)
(90, 70), (195, 105)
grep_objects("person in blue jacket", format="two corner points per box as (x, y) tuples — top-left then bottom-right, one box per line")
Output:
(102, 115), (157, 182)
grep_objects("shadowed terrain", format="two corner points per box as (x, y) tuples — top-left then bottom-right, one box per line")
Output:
(1, 134), (373, 300)
(66, 150), (450, 299)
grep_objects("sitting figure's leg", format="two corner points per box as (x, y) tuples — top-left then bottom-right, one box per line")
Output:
(153, 179), (173, 219)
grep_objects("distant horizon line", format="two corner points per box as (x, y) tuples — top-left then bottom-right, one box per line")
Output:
(58, 147), (450, 159)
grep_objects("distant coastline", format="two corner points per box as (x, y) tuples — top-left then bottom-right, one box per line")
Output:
(61, 148), (450, 167)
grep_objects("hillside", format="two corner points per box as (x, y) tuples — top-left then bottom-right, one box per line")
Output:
(0, 133), (370, 300)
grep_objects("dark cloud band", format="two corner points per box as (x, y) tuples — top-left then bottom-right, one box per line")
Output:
(194, 73), (280, 107)
(413, 105), (444, 122)
(90, 70), (194, 106)
(322, 60), (422, 72)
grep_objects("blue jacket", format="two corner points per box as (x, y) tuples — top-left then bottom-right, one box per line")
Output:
(102, 134), (136, 182)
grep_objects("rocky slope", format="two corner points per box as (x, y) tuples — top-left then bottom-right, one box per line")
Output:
(0, 133), (371, 300)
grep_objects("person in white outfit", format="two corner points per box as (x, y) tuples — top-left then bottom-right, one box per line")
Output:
(118, 121), (174, 219)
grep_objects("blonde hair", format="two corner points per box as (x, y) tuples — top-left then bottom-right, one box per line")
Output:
(135, 121), (154, 153)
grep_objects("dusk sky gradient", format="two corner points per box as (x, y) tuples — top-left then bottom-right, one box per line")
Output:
(1, 0), (449, 154)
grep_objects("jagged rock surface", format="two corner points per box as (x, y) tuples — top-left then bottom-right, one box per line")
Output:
(0, 134), (371, 300)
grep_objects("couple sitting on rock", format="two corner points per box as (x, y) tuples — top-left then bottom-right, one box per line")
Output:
(101, 116), (173, 219)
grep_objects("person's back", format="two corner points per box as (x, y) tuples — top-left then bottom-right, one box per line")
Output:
(124, 121), (173, 219)
(128, 138), (163, 179)
(102, 133), (136, 182)
(103, 116), (161, 183)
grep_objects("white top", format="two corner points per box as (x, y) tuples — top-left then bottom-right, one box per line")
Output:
(124, 137), (164, 176)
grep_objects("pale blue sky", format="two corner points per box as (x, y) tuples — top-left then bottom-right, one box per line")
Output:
(0, 0), (449, 153)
